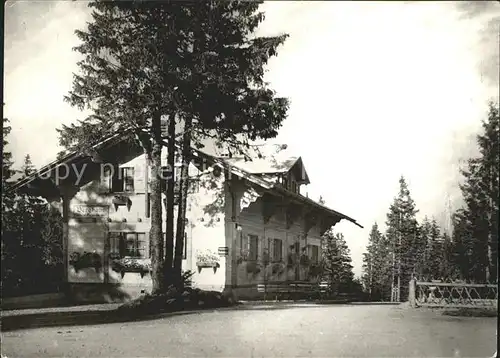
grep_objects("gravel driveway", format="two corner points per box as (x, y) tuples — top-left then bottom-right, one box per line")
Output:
(1, 303), (497, 357)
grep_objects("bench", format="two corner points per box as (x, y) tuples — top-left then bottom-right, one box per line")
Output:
(257, 281), (329, 301)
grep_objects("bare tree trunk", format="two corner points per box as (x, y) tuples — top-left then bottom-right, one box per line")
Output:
(173, 116), (193, 287)
(164, 113), (176, 285)
(150, 113), (165, 294)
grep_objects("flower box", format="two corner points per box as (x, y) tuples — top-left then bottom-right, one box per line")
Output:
(196, 262), (220, 274)
(271, 262), (285, 276)
(110, 255), (151, 278)
(196, 250), (221, 273)
(246, 261), (261, 275)
(69, 251), (102, 273)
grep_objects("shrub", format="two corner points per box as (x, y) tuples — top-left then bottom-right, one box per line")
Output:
(117, 286), (236, 316)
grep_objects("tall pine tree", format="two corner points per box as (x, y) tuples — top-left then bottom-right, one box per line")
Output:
(362, 222), (392, 301)
(385, 176), (419, 301)
(418, 217), (447, 281)
(2, 118), (64, 296)
(2, 118), (15, 227)
(59, 1), (289, 292)
(321, 230), (354, 297)
(439, 232), (456, 281)
(452, 102), (499, 283)
(1, 117), (20, 295)
(476, 102), (499, 282)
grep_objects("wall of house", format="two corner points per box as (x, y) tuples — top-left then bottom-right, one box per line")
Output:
(226, 179), (325, 300)
(48, 144), (327, 303)
(64, 149), (226, 302)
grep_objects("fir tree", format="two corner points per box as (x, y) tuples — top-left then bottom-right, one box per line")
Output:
(59, 1), (289, 292)
(453, 102), (499, 283)
(2, 118), (64, 296)
(1, 118), (20, 294)
(417, 217), (431, 280)
(385, 176), (419, 301)
(418, 217), (445, 281)
(16, 156), (50, 291)
(476, 102), (499, 282)
(163, 1), (289, 284)
(451, 209), (473, 281)
(439, 232), (456, 281)
(2, 118), (16, 225)
(362, 224), (376, 297)
(321, 230), (354, 297)
(362, 222), (392, 301)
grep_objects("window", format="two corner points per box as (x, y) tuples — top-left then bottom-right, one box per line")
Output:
(248, 234), (259, 261)
(308, 245), (319, 264)
(291, 180), (296, 193)
(101, 166), (112, 192)
(282, 177), (288, 190)
(109, 232), (122, 256)
(123, 168), (135, 192)
(111, 167), (134, 193)
(240, 234), (248, 257)
(126, 233), (146, 257)
(109, 232), (147, 258)
(272, 239), (283, 262)
(294, 241), (300, 254)
(264, 239), (271, 264)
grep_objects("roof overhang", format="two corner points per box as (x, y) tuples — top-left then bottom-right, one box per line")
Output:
(270, 185), (363, 229)
(8, 133), (124, 194)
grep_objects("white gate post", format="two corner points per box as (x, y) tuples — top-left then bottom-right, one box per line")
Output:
(409, 278), (417, 308)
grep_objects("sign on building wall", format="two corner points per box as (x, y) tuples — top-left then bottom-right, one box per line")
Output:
(72, 205), (109, 217)
(218, 247), (229, 256)
(71, 205), (109, 223)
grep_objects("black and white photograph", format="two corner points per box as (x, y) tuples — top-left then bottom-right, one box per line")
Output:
(1, 1), (499, 357)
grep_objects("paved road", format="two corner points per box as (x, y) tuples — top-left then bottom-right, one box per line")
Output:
(1, 303), (497, 357)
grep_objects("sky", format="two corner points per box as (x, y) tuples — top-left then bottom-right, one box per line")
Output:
(4, 1), (500, 277)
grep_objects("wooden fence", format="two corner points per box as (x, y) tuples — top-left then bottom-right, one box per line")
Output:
(409, 279), (498, 309)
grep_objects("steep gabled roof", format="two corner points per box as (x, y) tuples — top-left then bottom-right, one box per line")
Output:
(210, 143), (310, 184)
(195, 157), (361, 229)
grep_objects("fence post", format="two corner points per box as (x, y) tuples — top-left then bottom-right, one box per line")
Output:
(409, 278), (416, 308)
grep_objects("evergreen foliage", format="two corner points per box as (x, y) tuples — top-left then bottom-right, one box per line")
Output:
(362, 223), (392, 301)
(362, 103), (499, 302)
(452, 102), (499, 283)
(58, 1), (289, 293)
(384, 176), (420, 300)
(321, 230), (355, 296)
(2, 122), (64, 297)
